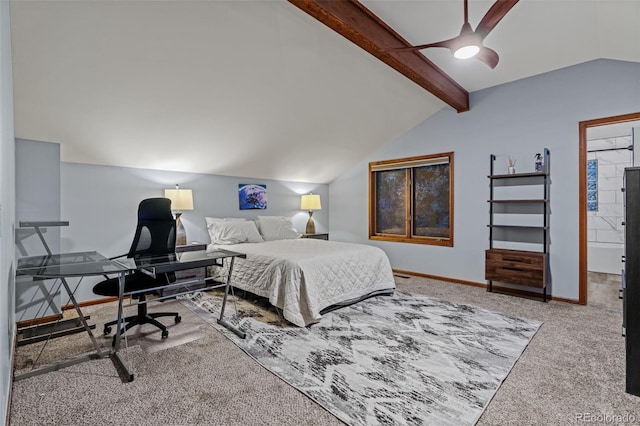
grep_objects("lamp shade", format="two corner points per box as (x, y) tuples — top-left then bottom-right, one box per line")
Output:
(300, 193), (321, 211)
(164, 188), (194, 211)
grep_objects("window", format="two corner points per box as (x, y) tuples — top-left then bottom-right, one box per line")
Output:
(587, 159), (598, 212)
(369, 152), (453, 246)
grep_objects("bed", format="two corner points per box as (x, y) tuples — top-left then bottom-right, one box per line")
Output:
(205, 216), (395, 327)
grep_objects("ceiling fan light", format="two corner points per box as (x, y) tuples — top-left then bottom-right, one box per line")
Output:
(453, 44), (480, 59)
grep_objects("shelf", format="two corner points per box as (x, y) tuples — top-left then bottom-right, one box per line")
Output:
(488, 225), (548, 230)
(487, 149), (549, 302)
(488, 172), (548, 179)
(488, 199), (548, 203)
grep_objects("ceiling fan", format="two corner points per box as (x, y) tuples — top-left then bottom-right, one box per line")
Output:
(396, 0), (519, 69)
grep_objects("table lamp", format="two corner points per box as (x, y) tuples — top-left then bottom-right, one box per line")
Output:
(300, 193), (321, 234)
(164, 184), (194, 246)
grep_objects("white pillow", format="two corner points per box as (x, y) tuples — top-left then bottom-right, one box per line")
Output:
(208, 220), (263, 245)
(257, 216), (300, 241)
(205, 217), (246, 227)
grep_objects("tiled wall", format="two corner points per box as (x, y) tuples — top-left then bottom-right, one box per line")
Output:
(586, 135), (633, 246)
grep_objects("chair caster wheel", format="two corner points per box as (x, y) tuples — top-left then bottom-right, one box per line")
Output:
(162, 330), (169, 339)
(175, 316), (182, 324)
(103, 326), (112, 335)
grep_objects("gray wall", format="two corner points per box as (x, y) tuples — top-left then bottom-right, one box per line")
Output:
(60, 162), (329, 302)
(15, 139), (61, 320)
(329, 59), (640, 301)
(0, 0), (15, 423)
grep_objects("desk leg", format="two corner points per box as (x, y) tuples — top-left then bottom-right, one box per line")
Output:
(35, 225), (106, 354)
(113, 272), (125, 352)
(110, 271), (134, 382)
(216, 257), (246, 339)
(14, 275), (109, 381)
(59, 277), (107, 357)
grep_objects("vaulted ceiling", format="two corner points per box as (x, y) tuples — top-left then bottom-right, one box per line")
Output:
(10, 1), (640, 183)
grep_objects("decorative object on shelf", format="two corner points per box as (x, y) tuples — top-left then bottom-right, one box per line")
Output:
(164, 184), (194, 246)
(486, 148), (550, 302)
(534, 153), (543, 172)
(300, 193), (322, 234)
(238, 184), (267, 210)
(508, 156), (517, 174)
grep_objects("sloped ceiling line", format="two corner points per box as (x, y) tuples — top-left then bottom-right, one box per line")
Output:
(288, 0), (470, 112)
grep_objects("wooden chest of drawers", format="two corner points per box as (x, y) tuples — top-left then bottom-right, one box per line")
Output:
(485, 248), (546, 288)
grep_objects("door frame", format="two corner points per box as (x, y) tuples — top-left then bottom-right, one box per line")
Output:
(579, 112), (640, 304)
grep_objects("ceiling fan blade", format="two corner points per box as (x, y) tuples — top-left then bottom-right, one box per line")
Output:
(475, 46), (499, 68)
(475, 0), (519, 40)
(394, 37), (457, 53)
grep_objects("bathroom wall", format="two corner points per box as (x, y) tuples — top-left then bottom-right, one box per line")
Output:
(587, 135), (633, 274)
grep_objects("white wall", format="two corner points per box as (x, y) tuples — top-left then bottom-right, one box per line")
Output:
(15, 139), (62, 321)
(0, 1), (15, 423)
(60, 162), (329, 302)
(586, 135), (631, 274)
(329, 59), (640, 301)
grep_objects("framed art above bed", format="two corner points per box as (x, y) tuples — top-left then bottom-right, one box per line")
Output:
(238, 184), (267, 210)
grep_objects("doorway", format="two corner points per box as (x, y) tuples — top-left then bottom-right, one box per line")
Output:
(579, 112), (640, 305)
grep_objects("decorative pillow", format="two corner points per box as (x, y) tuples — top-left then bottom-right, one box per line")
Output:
(257, 216), (300, 241)
(207, 220), (263, 245)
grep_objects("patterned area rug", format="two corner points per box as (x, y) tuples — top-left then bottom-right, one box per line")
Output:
(180, 291), (541, 426)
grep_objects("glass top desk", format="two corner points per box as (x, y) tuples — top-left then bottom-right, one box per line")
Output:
(16, 248), (246, 381)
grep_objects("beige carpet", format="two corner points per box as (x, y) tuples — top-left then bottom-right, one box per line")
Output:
(9, 276), (640, 425)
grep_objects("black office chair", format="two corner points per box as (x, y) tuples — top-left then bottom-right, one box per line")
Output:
(93, 198), (181, 345)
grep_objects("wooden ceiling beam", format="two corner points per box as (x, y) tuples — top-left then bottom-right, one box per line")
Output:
(288, 0), (469, 112)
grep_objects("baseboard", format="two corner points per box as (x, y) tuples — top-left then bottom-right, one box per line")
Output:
(15, 297), (121, 329)
(392, 269), (581, 304)
(62, 296), (121, 311)
(16, 313), (63, 328)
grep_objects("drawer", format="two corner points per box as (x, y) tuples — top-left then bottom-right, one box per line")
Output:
(161, 244), (208, 297)
(175, 268), (206, 281)
(176, 243), (207, 253)
(162, 267), (207, 297)
(485, 249), (546, 288)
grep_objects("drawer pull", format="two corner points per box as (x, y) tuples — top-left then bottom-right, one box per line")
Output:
(502, 257), (523, 262)
(502, 266), (522, 271)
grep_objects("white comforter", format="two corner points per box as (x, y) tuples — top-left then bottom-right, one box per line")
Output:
(207, 238), (395, 326)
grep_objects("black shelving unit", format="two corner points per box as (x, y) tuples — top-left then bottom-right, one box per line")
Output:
(486, 148), (550, 301)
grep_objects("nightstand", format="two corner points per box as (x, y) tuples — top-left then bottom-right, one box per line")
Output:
(160, 243), (208, 297)
(301, 233), (329, 240)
